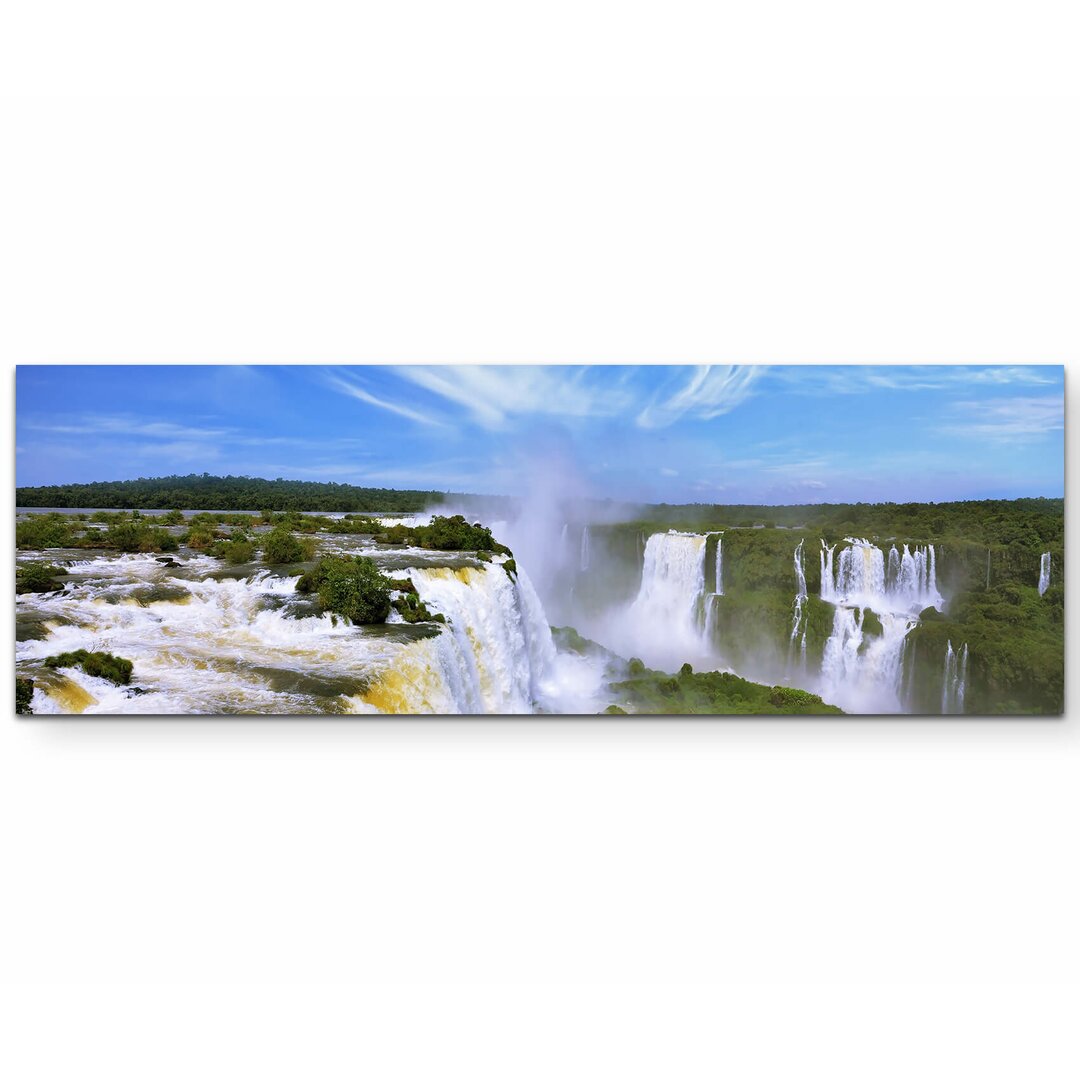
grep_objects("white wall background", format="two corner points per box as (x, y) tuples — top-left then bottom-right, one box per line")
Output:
(2, 4), (1078, 1077)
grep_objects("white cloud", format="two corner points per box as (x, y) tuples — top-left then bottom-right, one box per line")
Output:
(773, 365), (1059, 396)
(326, 373), (444, 427)
(636, 366), (761, 428)
(395, 365), (637, 429)
(942, 396), (1064, 442)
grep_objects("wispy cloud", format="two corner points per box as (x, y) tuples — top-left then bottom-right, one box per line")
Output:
(636, 366), (761, 428)
(772, 365), (1059, 396)
(396, 366), (639, 430)
(25, 417), (231, 440)
(940, 396), (1064, 443)
(325, 373), (445, 427)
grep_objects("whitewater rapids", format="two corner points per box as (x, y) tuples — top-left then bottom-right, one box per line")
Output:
(16, 549), (604, 715)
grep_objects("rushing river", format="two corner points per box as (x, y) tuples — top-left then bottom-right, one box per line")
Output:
(16, 517), (604, 715)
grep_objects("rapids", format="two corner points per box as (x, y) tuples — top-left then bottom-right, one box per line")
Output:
(16, 544), (604, 715)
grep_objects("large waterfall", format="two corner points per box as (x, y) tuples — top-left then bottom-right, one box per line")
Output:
(941, 640), (969, 713)
(1039, 552), (1051, 595)
(818, 606), (919, 713)
(790, 540), (808, 667)
(814, 537), (943, 712)
(821, 538), (942, 613)
(606, 531), (722, 671)
(364, 562), (601, 714)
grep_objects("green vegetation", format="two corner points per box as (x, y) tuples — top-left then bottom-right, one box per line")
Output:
(16, 561), (68, 594)
(210, 532), (258, 564)
(905, 582), (1063, 714)
(16, 678), (34, 714)
(296, 556), (394, 625)
(377, 514), (511, 554)
(16, 474), (452, 512)
(43, 650), (134, 685)
(16, 514), (78, 549)
(16, 513), (179, 553)
(97, 521), (179, 553)
(262, 526), (315, 565)
(609, 662), (843, 715)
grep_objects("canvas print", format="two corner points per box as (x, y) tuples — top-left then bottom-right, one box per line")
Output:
(15, 364), (1064, 716)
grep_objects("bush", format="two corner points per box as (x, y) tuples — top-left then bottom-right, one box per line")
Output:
(16, 678), (34, 714)
(43, 650), (134, 685)
(211, 535), (258, 564)
(262, 527), (314, 565)
(98, 521), (179, 553)
(16, 514), (76, 549)
(16, 561), (68, 594)
(391, 590), (445, 624)
(298, 556), (393, 624)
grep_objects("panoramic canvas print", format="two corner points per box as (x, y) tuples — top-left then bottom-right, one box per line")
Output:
(15, 364), (1064, 716)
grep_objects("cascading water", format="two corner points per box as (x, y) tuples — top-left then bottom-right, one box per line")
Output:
(820, 538), (943, 612)
(17, 547), (602, 716)
(580, 526), (591, 571)
(941, 640), (969, 713)
(702, 533), (724, 645)
(1039, 552), (1051, 595)
(819, 607), (918, 713)
(610, 531), (719, 671)
(815, 537), (944, 712)
(790, 540), (808, 666)
(363, 561), (602, 714)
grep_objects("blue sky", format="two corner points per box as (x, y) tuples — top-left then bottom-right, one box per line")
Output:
(15, 365), (1065, 504)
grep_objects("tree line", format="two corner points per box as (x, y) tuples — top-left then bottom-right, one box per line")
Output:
(15, 473), (451, 512)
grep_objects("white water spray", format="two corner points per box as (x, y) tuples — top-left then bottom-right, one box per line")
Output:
(1038, 552), (1051, 595)
(941, 640), (969, 713)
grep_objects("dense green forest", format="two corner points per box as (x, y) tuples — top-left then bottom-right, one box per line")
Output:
(638, 497), (1064, 547)
(15, 474), (452, 512)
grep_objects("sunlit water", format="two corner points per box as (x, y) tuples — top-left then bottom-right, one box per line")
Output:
(16, 535), (605, 716)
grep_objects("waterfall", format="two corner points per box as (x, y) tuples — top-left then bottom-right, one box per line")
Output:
(820, 537), (943, 614)
(820, 542), (836, 602)
(1039, 552), (1051, 595)
(790, 540), (808, 662)
(580, 525), (591, 571)
(814, 536), (941, 711)
(820, 607), (918, 713)
(366, 562), (566, 714)
(714, 534), (724, 596)
(941, 640), (969, 714)
(630, 532), (708, 631)
(617, 531), (719, 670)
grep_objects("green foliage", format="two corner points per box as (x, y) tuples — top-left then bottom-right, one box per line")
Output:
(377, 515), (510, 554)
(210, 534), (258, 564)
(611, 664), (842, 715)
(16, 678), (34, 714)
(15, 514), (77, 549)
(17, 473), (450, 513)
(298, 556), (393, 625)
(43, 650), (134, 685)
(502, 559), (517, 577)
(161, 509), (186, 525)
(16, 561), (68, 594)
(906, 582), (1063, 714)
(391, 590), (445, 624)
(262, 527), (314, 565)
(96, 521), (180, 553)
